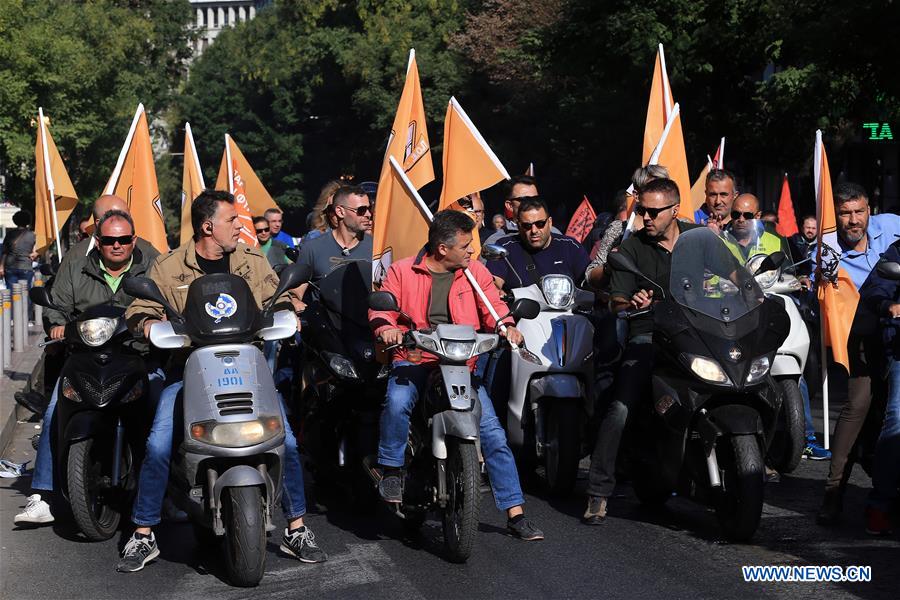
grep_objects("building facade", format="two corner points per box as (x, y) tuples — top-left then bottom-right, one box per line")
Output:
(189, 1), (267, 57)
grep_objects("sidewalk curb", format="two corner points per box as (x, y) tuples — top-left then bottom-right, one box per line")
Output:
(1, 330), (43, 455)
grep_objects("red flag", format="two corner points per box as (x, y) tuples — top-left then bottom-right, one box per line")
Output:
(775, 173), (799, 237)
(565, 196), (597, 243)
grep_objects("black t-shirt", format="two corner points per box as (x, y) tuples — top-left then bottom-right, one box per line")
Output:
(195, 251), (230, 274)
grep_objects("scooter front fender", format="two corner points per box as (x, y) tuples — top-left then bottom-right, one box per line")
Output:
(431, 404), (482, 460)
(707, 404), (764, 437)
(529, 373), (583, 402)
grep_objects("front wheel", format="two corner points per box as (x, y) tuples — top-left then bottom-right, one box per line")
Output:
(715, 435), (765, 542)
(67, 438), (121, 541)
(441, 439), (480, 563)
(543, 400), (581, 496)
(767, 379), (805, 474)
(222, 486), (267, 587)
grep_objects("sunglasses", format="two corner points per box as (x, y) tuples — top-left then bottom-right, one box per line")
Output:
(520, 219), (549, 231)
(255, 227), (270, 233)
(731, 211), (757, 221)
(635, 203), (677, 219)
(339, 204), (372, 216)
(508, 195), (540, 203)
(98, 235), (134, 247)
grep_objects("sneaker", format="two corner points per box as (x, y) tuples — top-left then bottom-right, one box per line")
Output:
(507, 516), (544, 541)
(582, 496), (608, 526)
(378, 471), (403, 504)
(865, 507), (893, 536)
(14, 390), (49, 416)
(765, 467), (781, 483)
(280, 525), (328, 563)
(0, 459), (28, 478)
(116, 532), (160, 573)
(14, 494), (54, 525)
(802, 442), (831, 461)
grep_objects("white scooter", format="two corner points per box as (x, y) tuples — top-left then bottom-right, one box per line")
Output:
(482, 244), (595, 495)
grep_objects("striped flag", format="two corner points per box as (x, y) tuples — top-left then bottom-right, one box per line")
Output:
(216, 134), (260, 247)
(642, 43), (675, 165)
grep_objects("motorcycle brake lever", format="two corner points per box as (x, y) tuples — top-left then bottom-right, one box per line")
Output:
(38, 338), (65, 348)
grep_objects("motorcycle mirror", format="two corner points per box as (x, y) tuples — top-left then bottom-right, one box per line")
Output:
(876, 260), (900, 281)
(29, 287), (62, 312)
(122, 276), (184, 322)
(369, 291), (400, 312)
(263, 263), (312, 314)
(480, 244), (508, 261)
(284, 247), (299, 263)
(510, 298), (540, 320)
(752, 251), (786, 276)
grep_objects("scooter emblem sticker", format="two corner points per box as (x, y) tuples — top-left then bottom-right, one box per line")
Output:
(728, 347), (743, 361)
(205, 293), (238, 323)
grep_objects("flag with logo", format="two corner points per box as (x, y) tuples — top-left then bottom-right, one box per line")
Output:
(689, 137), (725, 212)
(815, 130), (858, 372)
(214, 134), (278, 217)
(373, 49), (435, 282)
(565, 196), (597, 243)
(776, 173), (799, 237)
(648, 104), (693, 222)
(215, 134), (259, 247)
(180, 122), (205, 244)
(34, 108), (78, 257)
(642, 43), (676, 166)
(104, 104), (168, 253)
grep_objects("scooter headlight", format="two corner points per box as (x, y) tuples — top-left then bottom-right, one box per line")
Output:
(516, 346), (544, 365)
(60, 376), (82, 402)
(190, 416), (283, 448)
(475, 336), (499, 355)
(442, 340), (475, 361)
(542, 275), (575, 309)
(686, 354), (731, 385)
(746, 356), (770, 384)
(747, 254), (780, 290)
(77, 317), (118, 347)
(121, 379), (144, 404)
(323, 352), (360, 380)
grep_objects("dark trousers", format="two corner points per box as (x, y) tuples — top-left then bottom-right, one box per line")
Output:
(587, 340), (653, 498)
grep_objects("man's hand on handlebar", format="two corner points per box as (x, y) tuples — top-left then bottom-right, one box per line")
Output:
(381, 327), (405, 347)
(50, 325), (65, 340)
(630, 288), (654, 310)
(500, 325), (524, 346)
(888, 303), (900, 319)
(143, 319), (161, 339)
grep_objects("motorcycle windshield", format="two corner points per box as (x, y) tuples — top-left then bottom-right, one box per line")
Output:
(669, 227), (765, 323)
(315, 260), (373, 334)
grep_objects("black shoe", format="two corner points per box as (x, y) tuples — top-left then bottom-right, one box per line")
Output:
(582, 496), (608, 525)
(507, 516), (544, 541)
(379, 471), (403, 504)
(14, 391), (48, 415)
(280, 525), (327, 563)
(116, 532), (160, 573)
(816, 489), (843, 526)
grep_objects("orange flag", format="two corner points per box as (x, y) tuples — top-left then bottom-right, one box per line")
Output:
(373, 49), (435, 281)
(214, 134), (278, 217)
(439, 97), (510, 210)
(180, 122), (205, 245)
(104, 104), (168, 253)
(565, 196), (597, 243)
(648, 104), (693, 222)
(776, 173), (799, 237)
(642, 43), (675, 165)
(372, 156), (433, 285)
(815, 130), (858, 372)
(216, 134), (259, 247)
(34, 108), (78, 257)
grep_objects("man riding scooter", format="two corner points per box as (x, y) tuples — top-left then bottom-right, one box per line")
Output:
(119, 190), (327, 573)
(368, 210), (544, 541)
(14, 205), (159, 526)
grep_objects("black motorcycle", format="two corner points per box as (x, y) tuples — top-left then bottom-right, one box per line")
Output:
(296, 261), (388, 505)
(29, 288), (149, 541)
(609, 227), (790, 541)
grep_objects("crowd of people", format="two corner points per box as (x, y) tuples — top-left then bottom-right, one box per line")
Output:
(5, 165), (899, 574)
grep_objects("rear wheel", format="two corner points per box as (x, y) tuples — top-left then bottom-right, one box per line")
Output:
(441, 439), (480, 563)
(67, 438), (121, 541)
(543, 400), (581, 496)
(715, 435), (764, 542)
(222, 486), (266, 587)
(767, 379), (805, 473)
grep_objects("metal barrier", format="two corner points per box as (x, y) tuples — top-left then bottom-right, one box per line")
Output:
(12, 282), (26, 352)
(1, 289), (11, 366)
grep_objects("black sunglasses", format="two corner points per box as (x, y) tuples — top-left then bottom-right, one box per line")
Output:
(635, 203), (677, 219)
(520, 219), (549, 231)
(731, 210), (757, 221)
(508, 194), (540, 203)
(338, 204), (372, 216)
(255, 227), (270, 233)
(98, 235), (134, 247)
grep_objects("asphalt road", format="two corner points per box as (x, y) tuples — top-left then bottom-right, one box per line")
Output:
(1, 412), (897, 600)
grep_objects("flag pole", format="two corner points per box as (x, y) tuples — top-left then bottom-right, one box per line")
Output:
(813, 130), (830, 449)
(38, 108), (64, 260)
(820, 315), (830, 449)
(225, 134), (235, 195)
(388, 157), (513, 340)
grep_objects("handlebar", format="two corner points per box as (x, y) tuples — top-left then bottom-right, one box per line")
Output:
(617, 306), (653, 320)
(38, 337), (65, 348)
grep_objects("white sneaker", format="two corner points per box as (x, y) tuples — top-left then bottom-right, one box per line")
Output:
(14, 494), (54, 525)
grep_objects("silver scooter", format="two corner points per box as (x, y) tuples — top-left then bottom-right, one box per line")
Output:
(481, 244), (595, 495)
(124, 264), (307, 587)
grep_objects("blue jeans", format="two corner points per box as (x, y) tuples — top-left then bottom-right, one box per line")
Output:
(868, 359), (900, 511)
(31, 380), (59, 491)
(131, 376), (307, 526)
(4, 268), (33, 289)
(800, 376), (816, 441)
(378, 361), (525, 511)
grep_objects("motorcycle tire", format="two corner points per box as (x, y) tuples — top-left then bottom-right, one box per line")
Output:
(544, 400), (581, 496)
(767, 379), (805, 474)
(222, 486), (266, 587)
(715, 434), (764, 542)
(67, 438), (121, 541)
(442, 439), (480, 563)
